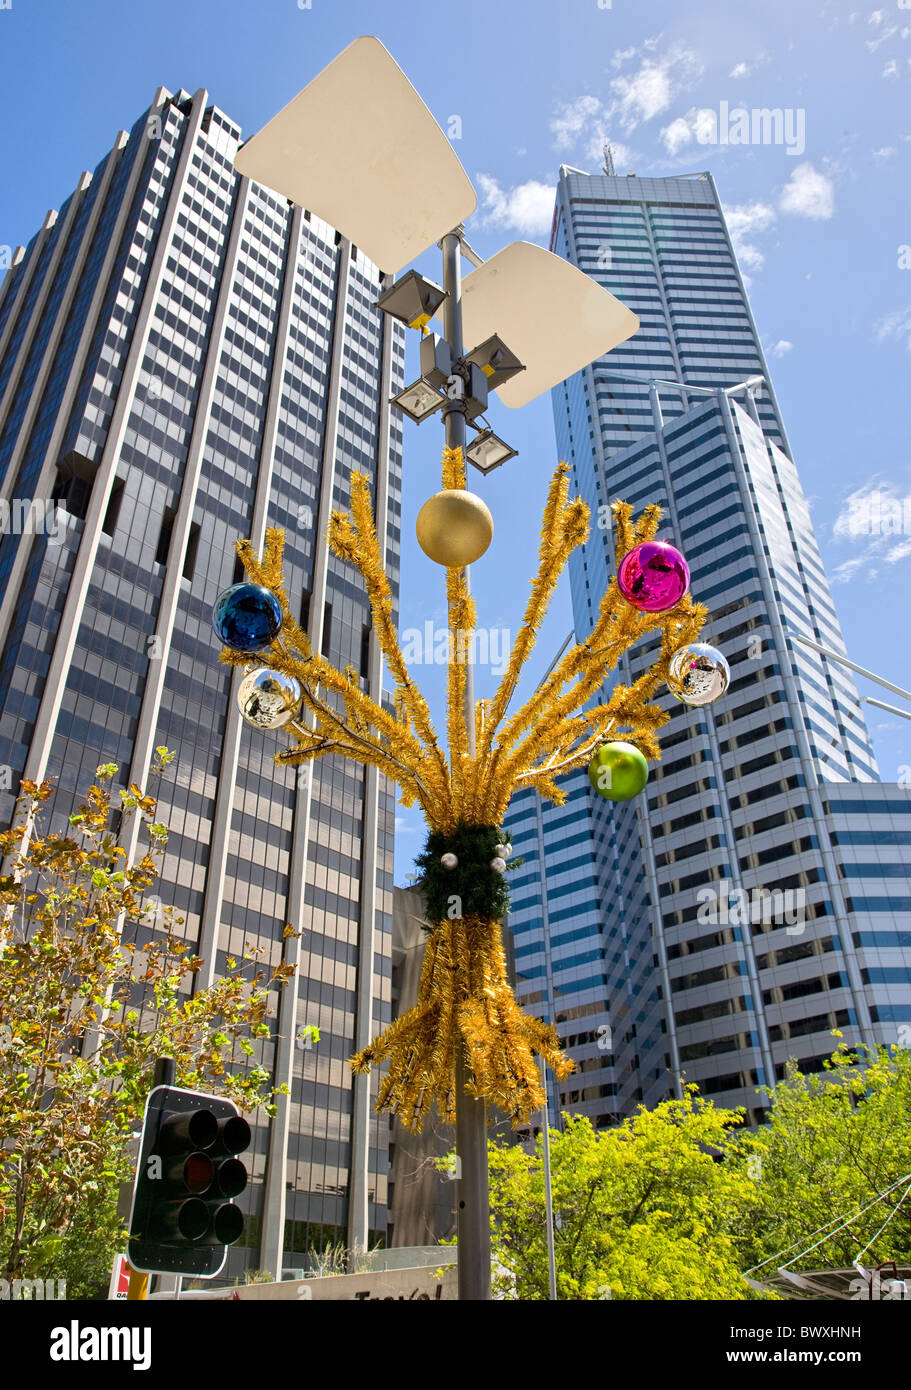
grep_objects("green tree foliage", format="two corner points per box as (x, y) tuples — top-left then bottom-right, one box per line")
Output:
(0, 755), (296, 1287)
(488, 1090), (761, 1299)
(487, 1044), (911, 1299)
(731, 1042), (911, 1281)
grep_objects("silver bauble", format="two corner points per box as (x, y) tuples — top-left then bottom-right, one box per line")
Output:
(441, 852), (459, 869)
(668, 643), (730, 707)
(237, 667), (302, 730)
(491, 857), (507, 874)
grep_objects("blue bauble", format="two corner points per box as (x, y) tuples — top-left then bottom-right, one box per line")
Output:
(212, 583), (283, 652)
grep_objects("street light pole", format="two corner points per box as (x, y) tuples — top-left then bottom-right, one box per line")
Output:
(441, 225), (491, 1301)
(540, 1059), (558, 1301)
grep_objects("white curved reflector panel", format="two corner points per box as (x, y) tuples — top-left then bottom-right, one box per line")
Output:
(461, 241), (639, 409)
(234, 36), (477, 274)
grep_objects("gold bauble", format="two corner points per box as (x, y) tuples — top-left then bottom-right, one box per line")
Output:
(415, 489), (493, 568)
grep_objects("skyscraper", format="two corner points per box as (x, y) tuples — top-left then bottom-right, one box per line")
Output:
(0, 85), (406, 1276)
(505, 166), (911, 1127)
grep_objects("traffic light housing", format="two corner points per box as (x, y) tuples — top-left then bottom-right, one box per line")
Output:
(127, 1085), (251, 1277)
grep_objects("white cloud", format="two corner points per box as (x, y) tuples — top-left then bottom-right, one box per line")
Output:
(875, 305), (911, 349)
(868, 9), (886, 26)
(769, 339), (794, 358)
(883, 58), (900, 78)
(475, 174), (555, 237)
(661, 117), (693, 157)
(830, 552), (876, 584)
(659, 106), (719, 157)
(873, 145), (897, 159)
(550, 45), (702, 166)
(549, 96), (634, 169)
(724, 201), (777, 273)
(551, 95), (602, 151)
(833, 482), (881, 540)
(867, 24), (898, 51)
(612, 61), (675, 127)
(609, 44), (641, 71)
(729, 53), (771, 78)
(829, 480), (911, 580)
(611, 48), (702, 130)
(778, 163), (836, 220)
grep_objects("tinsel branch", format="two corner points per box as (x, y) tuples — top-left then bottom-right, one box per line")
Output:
(446, 560), (475, 821)
(471, 467), (590, 812)
(221, 528), (440, 814)
(494, 499), (662, 755)
(332, 471), (451, 801)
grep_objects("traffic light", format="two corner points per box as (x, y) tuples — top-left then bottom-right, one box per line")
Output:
(127, 1083), (252, 1277)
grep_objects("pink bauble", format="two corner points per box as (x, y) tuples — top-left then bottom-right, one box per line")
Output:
(617, 541), (690, 613)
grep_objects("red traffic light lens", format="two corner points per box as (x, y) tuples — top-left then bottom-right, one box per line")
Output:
(183, 1152), (215, 1194)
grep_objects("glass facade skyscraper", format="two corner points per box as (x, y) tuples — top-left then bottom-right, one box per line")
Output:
(506, 166), (911, 1128)
(0, 85), (406, 1276)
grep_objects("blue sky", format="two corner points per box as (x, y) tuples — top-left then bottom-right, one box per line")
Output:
(1, 1), (910, 879)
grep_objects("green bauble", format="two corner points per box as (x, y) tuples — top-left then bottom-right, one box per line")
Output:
(588, 741), (649, 801)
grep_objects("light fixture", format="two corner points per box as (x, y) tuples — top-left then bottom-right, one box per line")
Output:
(377, 271), (447, 331)
(390, 378), (447, 424)
(465, 430), (519, 475)
(234, 37), (476, 273)
(419, 333), (452, 389)
(463, 334), (525, 392)
(459, 362), (489, 425)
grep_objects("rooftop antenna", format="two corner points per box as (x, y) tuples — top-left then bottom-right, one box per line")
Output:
(602, 142), (616, 176)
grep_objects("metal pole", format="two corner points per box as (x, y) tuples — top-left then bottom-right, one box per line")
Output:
(793, 633), (911, 705)
(540, 1060), (557, 1301)
(153, 1056), (176, 1088)
(863, 697), (911, 723)
(441, 225), (491, 1301)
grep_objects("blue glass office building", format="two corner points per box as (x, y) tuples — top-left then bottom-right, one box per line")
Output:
(506, 166), (911, 1127)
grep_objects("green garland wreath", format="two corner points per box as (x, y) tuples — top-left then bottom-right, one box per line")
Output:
(415, 821), (521, 926)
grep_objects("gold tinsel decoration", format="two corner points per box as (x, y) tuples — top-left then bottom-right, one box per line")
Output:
(219, 447), (707, 1129)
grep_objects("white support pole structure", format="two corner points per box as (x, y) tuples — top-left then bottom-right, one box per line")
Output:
(793, 633), (911, 707)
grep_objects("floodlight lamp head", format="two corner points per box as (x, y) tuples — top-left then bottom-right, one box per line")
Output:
(390, 378), (447, 425)
(466, 430), (519, 476)
(377, 271), (447, 331)
(463, 335), (526, 393)
(419, 334), (452, 389)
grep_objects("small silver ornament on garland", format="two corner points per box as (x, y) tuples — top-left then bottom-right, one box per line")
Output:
(667, 642), (730, 707)
(237, 667), (302, 729)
